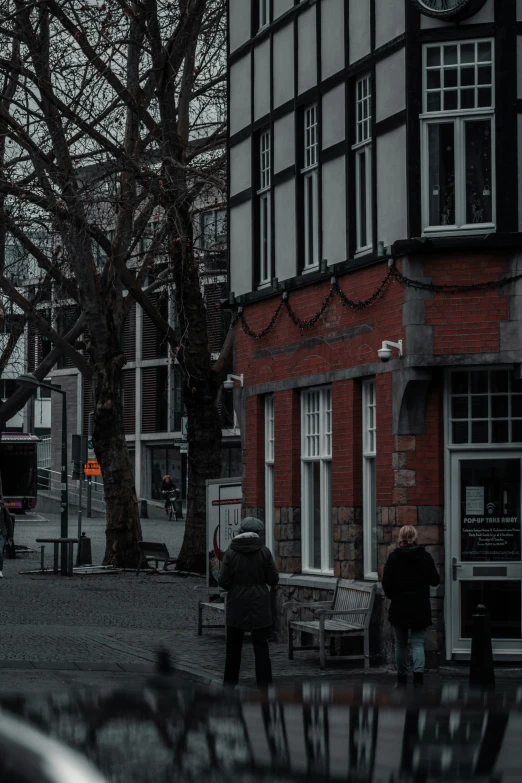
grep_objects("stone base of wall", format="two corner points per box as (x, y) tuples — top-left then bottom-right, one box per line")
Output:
(273, 581), (445, 670)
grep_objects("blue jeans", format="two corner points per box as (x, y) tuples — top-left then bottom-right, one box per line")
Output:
(392, 626), (425, 675)
(0, 534), (4, 570)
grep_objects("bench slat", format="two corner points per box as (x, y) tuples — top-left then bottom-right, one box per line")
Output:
(290, 619), (364, 634)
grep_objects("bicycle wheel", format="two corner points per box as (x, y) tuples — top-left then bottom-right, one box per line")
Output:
(168, 505), (173, 521)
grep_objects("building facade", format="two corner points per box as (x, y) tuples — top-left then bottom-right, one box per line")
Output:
(228, 0), (522, 664)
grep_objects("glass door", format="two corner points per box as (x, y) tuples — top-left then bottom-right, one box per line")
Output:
(449, 453), (522, 659)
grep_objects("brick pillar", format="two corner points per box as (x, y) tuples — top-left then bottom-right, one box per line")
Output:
(332, 379), (363, 579)
(243, 394), (265, 517)
(273, 389), (301, 573)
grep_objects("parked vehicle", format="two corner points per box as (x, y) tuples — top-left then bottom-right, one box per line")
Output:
(0, 433), (39, 513)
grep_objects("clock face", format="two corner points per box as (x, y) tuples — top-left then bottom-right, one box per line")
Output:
(409, 0), (488, 20)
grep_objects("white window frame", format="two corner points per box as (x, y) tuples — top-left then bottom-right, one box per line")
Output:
(353, 75), (373, 254)
(258, 0), (270, 30)
(447, 368), (522, 448)
(421, 39), (495, 236)
(302, 105), (319, 271)
(301, 387), (333, 575)
(362, 380), (378, 580)
(264, 395), (275, 554)
(258, 131), (271, 285)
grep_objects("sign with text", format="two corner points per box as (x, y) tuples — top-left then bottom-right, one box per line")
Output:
(84, 459), (102, 476)
(461, 514), (521, 562)
(461, 459), (521, 562)
(206, 478), (242, 589)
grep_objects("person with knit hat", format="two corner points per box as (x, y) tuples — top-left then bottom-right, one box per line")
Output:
(218, 516), (279, 688)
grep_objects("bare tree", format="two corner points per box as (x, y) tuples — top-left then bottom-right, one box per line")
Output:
(0, 0), (229, 569)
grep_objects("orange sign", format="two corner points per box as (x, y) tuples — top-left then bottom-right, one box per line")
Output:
(84, 459), (102, 476)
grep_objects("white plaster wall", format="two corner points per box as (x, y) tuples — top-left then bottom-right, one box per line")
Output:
(230, 138), (251, 196)
(321, 0), (345, 79)
(274, 0), (293, 18)
(518, 0), (522, 21)
(322, 158), (347, 265)
(254, 40), (271, 121)
(274, 113), (295, 173)
(230, 202), (253, 296)
(229, 0), (251, 53)
(375, 0), (405, 49)
(376, 48), (406, 123)
(322, 85), (345, 150)
(230, 58), (251, 135)
(377, 125), (407, 246)
(275, 181), (297, 282)
(298, 8), (317, 94)
(273, 25), (294, 107)
(349, 0), (371, 63)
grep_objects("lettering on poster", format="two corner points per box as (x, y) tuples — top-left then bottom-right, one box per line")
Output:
(465, 486), (484, 516)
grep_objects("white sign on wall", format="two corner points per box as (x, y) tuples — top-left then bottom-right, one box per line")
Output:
(206, 477), (242, 589)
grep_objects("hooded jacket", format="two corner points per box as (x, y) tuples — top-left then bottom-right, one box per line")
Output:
(217, 532), (279, 630)
(382, 545), (440, 630)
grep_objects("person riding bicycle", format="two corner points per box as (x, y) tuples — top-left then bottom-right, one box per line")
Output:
(161, 475), (176, 516)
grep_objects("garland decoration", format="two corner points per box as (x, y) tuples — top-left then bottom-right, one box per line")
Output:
(234, 259), (522, 341)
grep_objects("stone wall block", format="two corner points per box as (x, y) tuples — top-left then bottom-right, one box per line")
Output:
(395, 469), (416, 487)
(397, 505), (418, 526)
(392, 451), (408, 470)
(417, 505), (444, 526)
(392, 488), (409, 505)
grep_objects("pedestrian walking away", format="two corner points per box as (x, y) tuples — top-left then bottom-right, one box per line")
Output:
(382, 524), (440, 689)
(218, 517), (279, 689)
(0, 499), (14, 578)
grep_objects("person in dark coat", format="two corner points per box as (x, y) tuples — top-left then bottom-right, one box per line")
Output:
(382, 524), (440, 688)
(0, 500), (14, 578)
(160, 475), (176, 515)
(218, 517), (279, 688)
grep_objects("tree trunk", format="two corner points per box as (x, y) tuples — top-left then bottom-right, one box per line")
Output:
(91, 355), (142, 568)
(176, 380), (222, 573)
(168, 206), (223, 573)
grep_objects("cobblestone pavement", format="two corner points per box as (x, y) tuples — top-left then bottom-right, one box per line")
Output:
(2, 511), (521, 695)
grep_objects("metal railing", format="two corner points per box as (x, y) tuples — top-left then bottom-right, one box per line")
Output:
(37, 467), (106, 513)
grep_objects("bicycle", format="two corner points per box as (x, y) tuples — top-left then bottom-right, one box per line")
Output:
(164, 489), (178, 521)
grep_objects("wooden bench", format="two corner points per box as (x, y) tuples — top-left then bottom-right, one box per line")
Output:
(136, 542), (178, 575)
(197, 593), (227, 635)
(283, 579), (376, 670)
(35, 538), (79, 576)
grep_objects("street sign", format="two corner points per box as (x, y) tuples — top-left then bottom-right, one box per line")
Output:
(180, 443), (188, 454)
(173, 438), (184, 445)
(181, 416), (188, 440)
(84, 459), (102, 476)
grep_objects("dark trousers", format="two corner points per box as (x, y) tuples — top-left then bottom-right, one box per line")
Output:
(223, 625), (273, 688)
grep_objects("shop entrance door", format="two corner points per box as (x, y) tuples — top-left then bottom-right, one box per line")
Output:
(449, 452), (522, 660)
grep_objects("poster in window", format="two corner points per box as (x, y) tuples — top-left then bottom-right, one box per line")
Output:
(461, 460), (521, 562)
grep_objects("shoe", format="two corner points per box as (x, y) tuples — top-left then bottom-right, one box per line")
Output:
(413, 673), (424, 689)
(395, 675), (407, 689)
(0, 571), (3, 578)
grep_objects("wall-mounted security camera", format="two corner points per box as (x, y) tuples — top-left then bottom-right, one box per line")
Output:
(377, 340), (403, 363)
(223, 373), (243, 390)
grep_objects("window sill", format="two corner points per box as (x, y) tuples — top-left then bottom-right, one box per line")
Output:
(257, 281), (271, 291)
(278, 573), (337, 590)
(302, 264), (320, 275)
(355, 246), (373, 258)
(422, 225), (495, 238)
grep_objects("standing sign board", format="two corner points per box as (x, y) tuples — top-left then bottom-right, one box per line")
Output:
(206, 477), (242, 589)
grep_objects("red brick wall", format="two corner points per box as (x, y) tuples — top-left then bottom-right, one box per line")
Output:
(236, 260), (403, 387)
(332, 379), (362, 508)
(423, 255), (509, 355)
(273, 390), (301, 508)
(243, 395), (264, 509)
